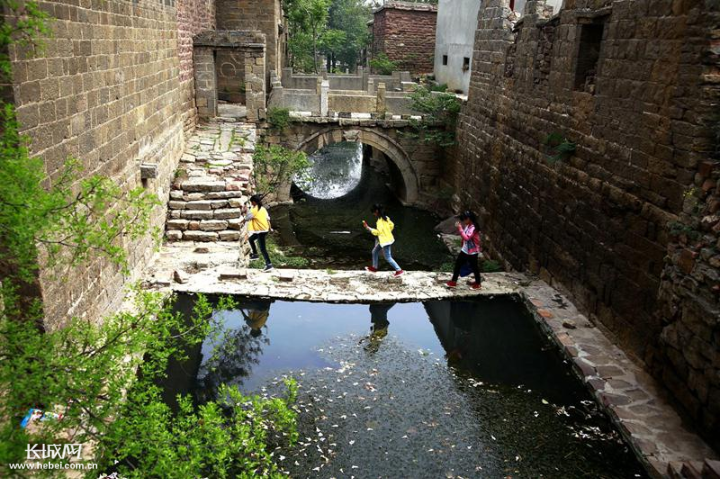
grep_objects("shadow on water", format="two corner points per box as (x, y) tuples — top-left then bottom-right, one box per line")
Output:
(268, 142), (453, 271)
(160, 294), (648, 478)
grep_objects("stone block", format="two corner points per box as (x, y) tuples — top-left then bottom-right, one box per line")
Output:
(219, 230), (241, 241)
(170, 190), (184, 200)
(227, 218), (244, 230)
(214, 208), (242, 219)
(167, 219), (189, 230)
(218, 268), (248, 280)
(169, 201), (187, 210)
(173, 269), (190, 284)
(166, 230), (182, 241)
(199, 220), (229, 231)
(228, 197), (245, 208)
(182, 231), (218, 242)
(141, 163), (158, 179)
(186, 200), (213, 210)
(182, 180), (226, 192)
(182, 210), (214, 220)
(206, 191), (244, 199)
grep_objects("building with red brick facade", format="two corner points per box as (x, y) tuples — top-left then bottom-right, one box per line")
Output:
(370, 1), (437, 76)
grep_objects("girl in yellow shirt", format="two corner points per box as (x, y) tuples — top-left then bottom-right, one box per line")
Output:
(245, 195), (273, 272)
(362, 204), (404, 277)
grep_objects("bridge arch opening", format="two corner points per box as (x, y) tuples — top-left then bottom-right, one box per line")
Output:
(294, 128), (420, 205)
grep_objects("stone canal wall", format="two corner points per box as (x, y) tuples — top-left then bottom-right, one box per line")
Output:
(7, 0), (215, 327)
(449, 0), (719, 445)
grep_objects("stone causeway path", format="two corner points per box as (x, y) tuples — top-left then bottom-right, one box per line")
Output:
(164, 121), (255, 242)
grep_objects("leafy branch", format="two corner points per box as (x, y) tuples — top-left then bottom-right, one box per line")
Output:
(542, 132), (576, 163)
(405, 86), (462, 147)
(252, 144), (312, 195)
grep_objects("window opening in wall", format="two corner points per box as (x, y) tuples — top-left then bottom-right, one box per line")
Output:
(462, 57), (470, 71)
(442, 55), (448, 66)
(574, 21), (604, 94)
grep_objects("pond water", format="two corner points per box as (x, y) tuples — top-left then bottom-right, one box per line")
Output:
(161, 294), (647, 479)
(268, 142), (454, 271)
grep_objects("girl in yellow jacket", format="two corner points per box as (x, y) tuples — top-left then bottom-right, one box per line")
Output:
(362, 204), (405, 277)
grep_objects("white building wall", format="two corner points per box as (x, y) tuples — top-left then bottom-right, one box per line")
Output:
(433, 0), (482, 94)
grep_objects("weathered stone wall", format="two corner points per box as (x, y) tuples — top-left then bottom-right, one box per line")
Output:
(371, 2), (437, 75)
(215, 0), (283, 82)
(8, 0), (193, 327)
(193, 30), (267, 122)
(649, 6), (720, 450)
(450, 0), (719, 444)
(177, 0), (215, 130)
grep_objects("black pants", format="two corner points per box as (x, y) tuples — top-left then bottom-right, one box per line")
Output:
(451, 251), (481, 283)
(249, 232), (271, 267)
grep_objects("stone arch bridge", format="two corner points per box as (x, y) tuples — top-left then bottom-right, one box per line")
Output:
(262, 118), (444, 206)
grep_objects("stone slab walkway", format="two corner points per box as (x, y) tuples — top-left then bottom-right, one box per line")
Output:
(167, 267), (525, 302)
(518, 282), (718, 477)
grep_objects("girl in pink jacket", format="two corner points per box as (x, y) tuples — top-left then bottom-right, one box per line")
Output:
(446, 211), (482, 289)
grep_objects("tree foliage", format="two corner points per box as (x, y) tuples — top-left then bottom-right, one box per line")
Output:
(406, 86), (462, 147)
(285, 0), (371, 73)
(369, 52), (398, 75)
(252, 145), (312, 195)
(0, 1), (299, 477)
(284, 0), (331, 73)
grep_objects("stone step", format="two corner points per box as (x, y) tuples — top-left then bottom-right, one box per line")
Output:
(702, 460), (720, 478)
(170, 230), (243, 242)
(681, 462), (705, 479)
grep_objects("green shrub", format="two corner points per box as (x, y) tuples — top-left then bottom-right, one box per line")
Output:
(252, 145), (312, 195)
(369, 53), (398, 75)
(406, 86), (462, 147)
(267, 107), (292, 131)
(542, 132), (577, 163)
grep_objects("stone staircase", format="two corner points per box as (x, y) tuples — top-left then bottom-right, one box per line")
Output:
(667, 459), (720, 479)
(165, 121), (255, 242)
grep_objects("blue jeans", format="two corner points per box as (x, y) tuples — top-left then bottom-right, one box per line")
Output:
(372, 243), (401, 271)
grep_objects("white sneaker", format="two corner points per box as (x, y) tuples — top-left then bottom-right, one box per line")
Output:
(263, 265), (274, 272)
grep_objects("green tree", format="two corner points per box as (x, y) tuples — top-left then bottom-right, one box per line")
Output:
(0, 2), (299, 477)
(325, 0), (370, 71)
(252, 144), (311, 195)
(285, 0), (331, 73)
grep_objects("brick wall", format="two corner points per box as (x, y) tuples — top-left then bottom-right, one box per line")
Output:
(371, 2), (437, 75)
(450, 0), (719, 444)
(215, 0), (283, 80)
(8, 0), (198, 327)
(177, 0), (215, 130)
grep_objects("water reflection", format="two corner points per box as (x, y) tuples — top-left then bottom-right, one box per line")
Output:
(295, 142), (363, 199)
(163, 296), (583, 405)
(159, 295), (646, 479)
(359, 303), (394, 354)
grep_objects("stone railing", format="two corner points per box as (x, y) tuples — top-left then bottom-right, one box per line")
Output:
(269, 70), (419, 117)
(280, 66), (414, 93)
